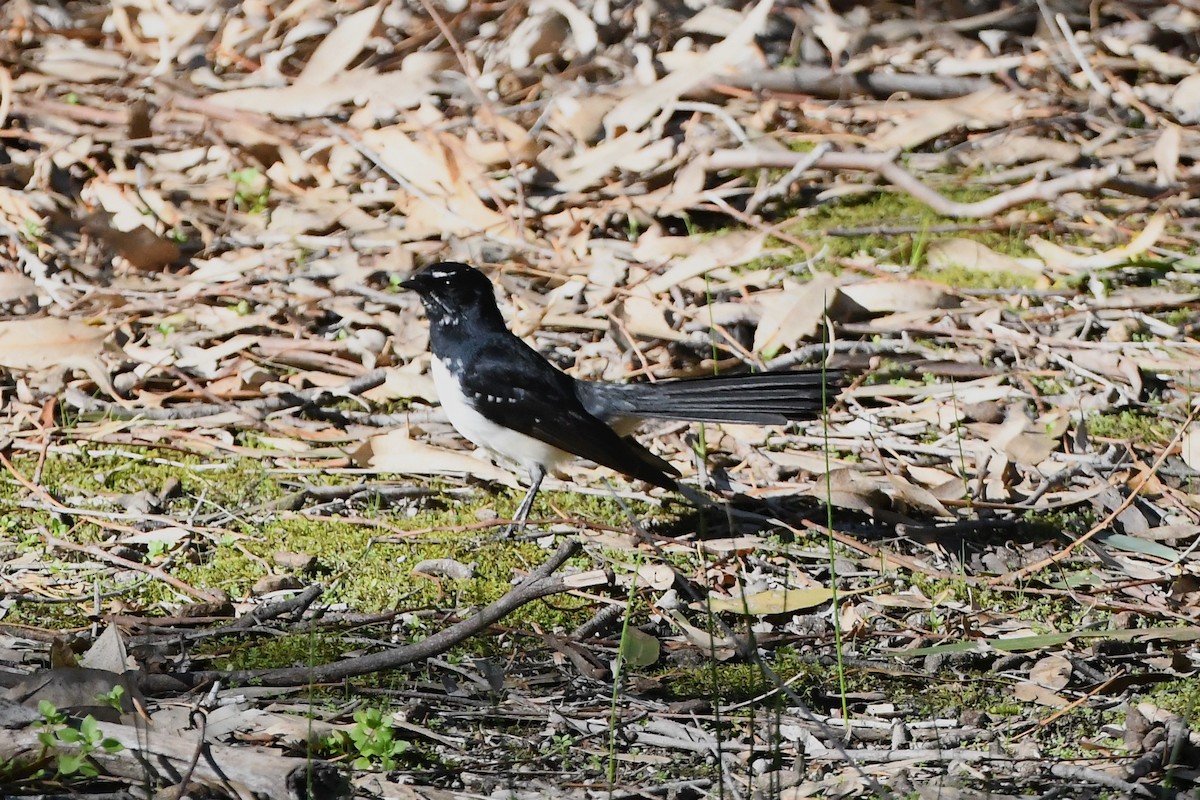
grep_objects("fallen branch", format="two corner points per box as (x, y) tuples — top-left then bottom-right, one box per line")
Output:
(170, 539), (594, 687)
(704, 148), (1122, 218)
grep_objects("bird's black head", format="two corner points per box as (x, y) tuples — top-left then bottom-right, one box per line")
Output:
(401, 262), (503, 326)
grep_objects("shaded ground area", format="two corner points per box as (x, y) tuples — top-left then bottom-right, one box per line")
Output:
(1, 1), (1199, 797)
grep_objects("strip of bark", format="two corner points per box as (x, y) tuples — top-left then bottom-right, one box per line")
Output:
(701, 66), (994, 100)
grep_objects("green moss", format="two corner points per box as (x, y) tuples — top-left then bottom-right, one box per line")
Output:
(1029, 375), (1068, 396)
(907, 574), (975, 606)
(1036, 707), (1126, 759)
(2, 444), (643, 639)
(779, 189), (1047, 262)
(1086, 410), (1175, 445)
(914, 263), (1039, 290)
(208, 632), (347, 672)
(1158, 308), (1194, 328)
(660, 643), (1029, 723)
(1021, 508), (1096, 543)
(1142, 676), (1200, 725)
(25, 447), (280, 507)
(881, 671), (1006, 717)
(6, 601), (91, 630)
(661, 647), (826, 703)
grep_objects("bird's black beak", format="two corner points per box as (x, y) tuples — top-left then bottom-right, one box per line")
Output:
(399, 273), (423, 292)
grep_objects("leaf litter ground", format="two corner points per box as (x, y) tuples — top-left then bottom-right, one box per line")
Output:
(0, 1), (1199, 798)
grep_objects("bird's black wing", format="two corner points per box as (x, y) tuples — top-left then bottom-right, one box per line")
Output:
(458, 337), (680, 490)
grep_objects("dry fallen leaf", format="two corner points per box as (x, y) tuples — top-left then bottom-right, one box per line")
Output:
(703, 586), (837, 615)
(642, 230), (768, 294)
(810, 468), (892, 515)
(635, 564), (675, 591)
(602, 0), (772, 136)
(362, 126), (508, 239)
(872, 87), (1023, 150)
(884, 474), (952, 518)
(351, 429), (516, 486)
(925, 238), (1043, 277)
(838, 279), (962, 314)
(1029, 654), (1073, 690)
(1154, 124), (1182, 186)
(866, 589), (933, 610)
(980, 408), (1057, 465)
(1181, 423), (1200, 473)
(752, 273), (839, 357)
(1028, 215), (1167, 273)
(0, 317), (108, 370)
(1013, 681), (1069, 708)
(0, 272), (38, 303)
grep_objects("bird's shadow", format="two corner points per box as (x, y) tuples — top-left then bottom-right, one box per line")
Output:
(651, 484), (1050, 576)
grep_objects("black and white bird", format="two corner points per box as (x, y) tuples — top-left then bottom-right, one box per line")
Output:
(402, 262), (839, 530)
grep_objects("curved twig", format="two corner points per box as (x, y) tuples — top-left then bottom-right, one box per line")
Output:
(705, 148), (1122, 218)
(168, 538), (588, 687)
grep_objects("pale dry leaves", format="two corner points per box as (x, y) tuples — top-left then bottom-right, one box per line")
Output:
(2, 2), (1199, 794)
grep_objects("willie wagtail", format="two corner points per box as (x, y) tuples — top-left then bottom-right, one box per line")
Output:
(403, 262), (839, 530)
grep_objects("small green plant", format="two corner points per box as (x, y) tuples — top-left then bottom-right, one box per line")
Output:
(96, 685), (126, 713)
(229, 167), (271, 214)
(22, 219), (46, 243)
(326, 707), (409, 771)
(36, 701), (124, 779)
(549, 732), (573, 757)
(908, 224), (931, 269)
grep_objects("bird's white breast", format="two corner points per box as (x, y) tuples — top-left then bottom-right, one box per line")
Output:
(430, 356), (568, 473)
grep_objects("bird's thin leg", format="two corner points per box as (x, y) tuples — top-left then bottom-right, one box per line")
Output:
(506, 465), (546, 536)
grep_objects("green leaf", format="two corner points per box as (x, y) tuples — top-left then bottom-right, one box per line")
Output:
(894, 625), (1200, 656)
(1096, 532), (1181, 560)
(57, 754), (84, 775)
(57, 728), (82, 744)
(80, 716), (99, 741)
(618, 627), (661, 668)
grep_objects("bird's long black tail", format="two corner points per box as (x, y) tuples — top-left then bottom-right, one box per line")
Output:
(579, 368), (842, 426)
